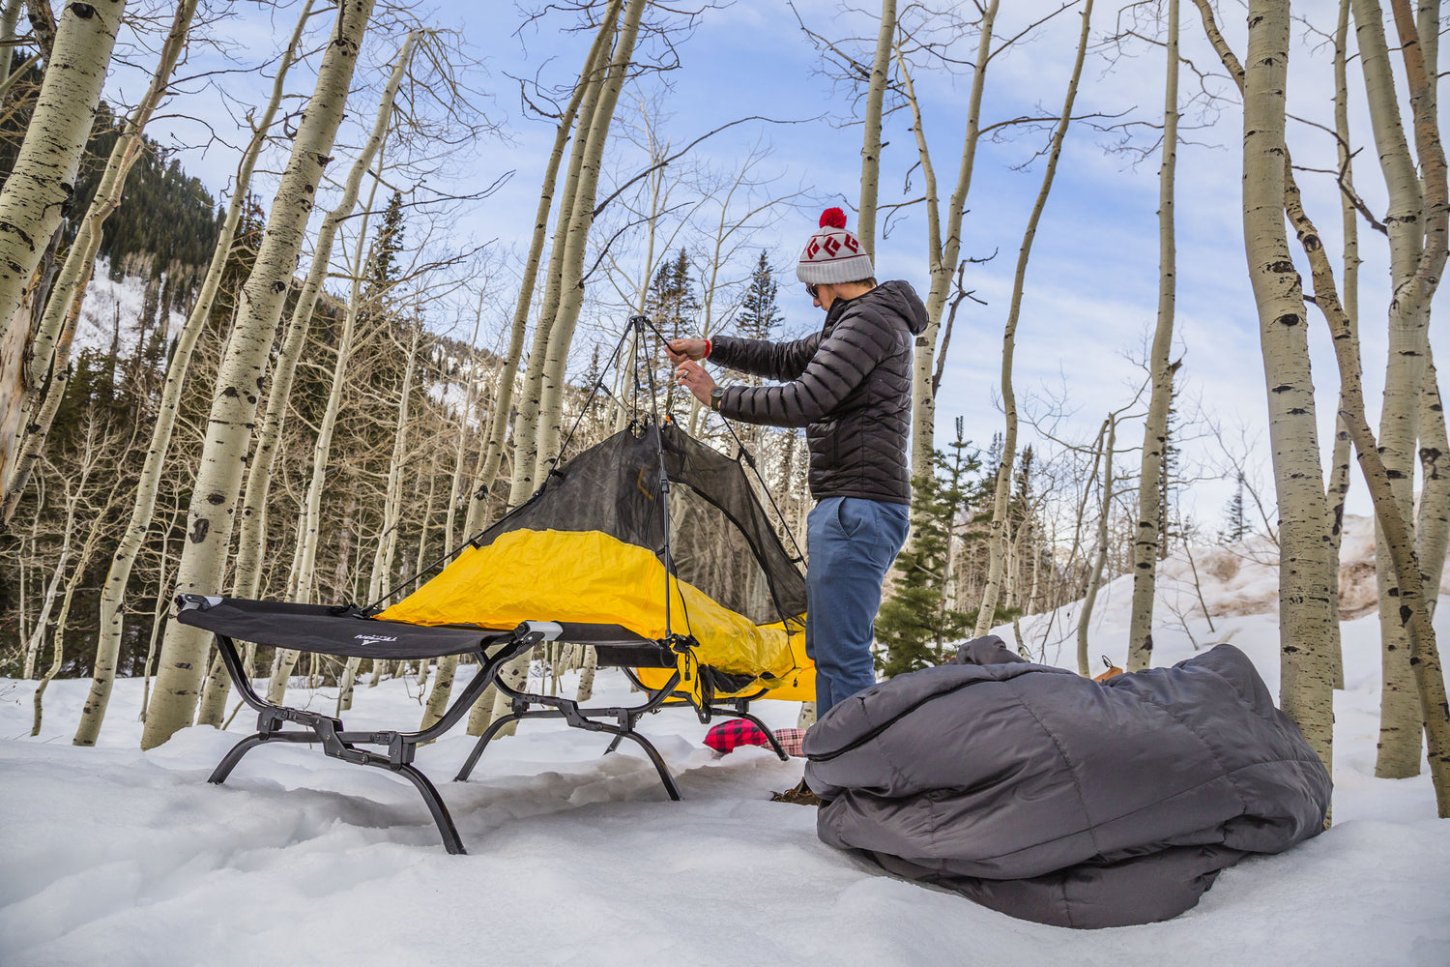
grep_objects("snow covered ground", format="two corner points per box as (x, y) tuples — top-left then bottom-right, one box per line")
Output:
(3, 525), (1449, 965)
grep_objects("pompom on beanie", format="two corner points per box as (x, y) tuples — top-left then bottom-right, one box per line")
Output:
(797, 207), (874, 285)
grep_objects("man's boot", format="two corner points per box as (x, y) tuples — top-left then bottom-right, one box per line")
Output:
(770, 778), (823, 806)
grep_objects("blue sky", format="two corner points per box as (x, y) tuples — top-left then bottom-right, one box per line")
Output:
(105, 0), (1447, 529)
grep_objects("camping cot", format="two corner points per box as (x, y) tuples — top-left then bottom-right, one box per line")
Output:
(177, 318), (813, 853)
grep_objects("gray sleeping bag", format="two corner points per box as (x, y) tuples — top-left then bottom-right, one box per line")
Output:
(802, 638), (1331, 928)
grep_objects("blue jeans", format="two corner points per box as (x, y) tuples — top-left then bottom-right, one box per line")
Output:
(806, 496), (910, 714)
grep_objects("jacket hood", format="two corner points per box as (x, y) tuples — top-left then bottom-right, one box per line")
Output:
(865, 280), (929, 335)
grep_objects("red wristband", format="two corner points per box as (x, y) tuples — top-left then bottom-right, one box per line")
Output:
(704, 338), (712, 359)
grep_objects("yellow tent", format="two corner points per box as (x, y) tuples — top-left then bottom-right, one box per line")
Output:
(378, 422), (812, 703)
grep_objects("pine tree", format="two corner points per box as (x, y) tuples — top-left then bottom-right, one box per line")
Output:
(367, 191), (407, 299)
(1222, 473), (1247, 543)
(878, 426), (981, 676)
(645, 248), (699, 338)
(736, 251), (782, 343)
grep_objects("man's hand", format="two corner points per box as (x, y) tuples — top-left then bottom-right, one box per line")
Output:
(674, 359), (717, 406)
(666, 337), (708, 366)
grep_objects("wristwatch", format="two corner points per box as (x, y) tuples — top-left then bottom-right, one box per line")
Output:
(709, 387), (725, 412)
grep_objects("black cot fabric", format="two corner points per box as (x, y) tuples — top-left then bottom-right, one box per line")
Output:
(711, 280), (929, 505)
(176, 596), (659, 659)
(175, 597), (499, 658)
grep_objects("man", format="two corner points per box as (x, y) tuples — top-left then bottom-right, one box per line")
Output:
(669, 208), (928, 800)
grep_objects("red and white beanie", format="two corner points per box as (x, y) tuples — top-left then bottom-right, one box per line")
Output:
(797, 207), (874, 285)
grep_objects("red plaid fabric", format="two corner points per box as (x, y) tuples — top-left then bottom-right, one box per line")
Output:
(772, 728), (806, 758)
(704, 718), (770, 754)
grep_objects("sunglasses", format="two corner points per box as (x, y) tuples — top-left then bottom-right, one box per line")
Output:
(805, 282), (819, 299)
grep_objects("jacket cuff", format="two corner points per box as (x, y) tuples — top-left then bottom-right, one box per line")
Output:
(715, 385), (742, 420)
(709, 334), (739, 368)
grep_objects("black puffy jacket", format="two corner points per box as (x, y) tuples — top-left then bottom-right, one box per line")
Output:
(710, 280), (928, 505)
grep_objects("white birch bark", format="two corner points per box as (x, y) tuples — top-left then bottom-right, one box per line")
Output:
(340, 327), (420, 712)
(23, 516), (72, 679)
(1417, 352), (1450, 610)
(479, 0), (638, 738)
(856, 0), (896, 261)
(975, 0), (1094, 638)
(1356, 0), (1449, 777)
(1127, 0), (1180, 672)
(0, 0), (128, 360)
(532, 0), (646, 485)
(94, 5), (319, 733)
(1076, 418), (1110, 676)
(504, 0), (620, 509)
(1238, 0), (1339, 772)
(460, 9), (618, 737)
(463, 5), (611, 533)
(34, 473), (112, 735)
(1289, 169), (1450, 814)
(230, 29), (419, 610)
(2, 0), (198, 519)
(447, 309), (483, 547)
(903, 0), (998, 476)
(0, 0), (24, 90)
(1353, 0), (1434, 776)
(6, 255), (87, 521)
(141, 0), (378, 749)
(1325, 0), (1359, 689)
(265, 174), (381, 705)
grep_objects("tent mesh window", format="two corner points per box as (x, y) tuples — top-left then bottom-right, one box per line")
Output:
(660, 425), (805, 629)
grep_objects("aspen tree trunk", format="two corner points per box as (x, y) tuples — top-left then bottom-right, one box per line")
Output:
(1370, 0), (1448, 777)
(230, 29), (419, 609)
(367, 328), (421, 605)
(974, 0), (1094, 638)
(462, 0), (611, 534)
(1126, 0), (1180, 672)
(3, 0), (197, 519)
(505, 0), (620, 509)
(483, 0), (640, 738)
(341, 327), (420, 712)
(901, 0), (998, 476)
(137, 502), (181, 721)
(574, 645), (598, 702)
(533, 0), (646, 484)
(6, 255), (87, 519)
(142, 0), (378, 749)
(1352, 0), (1435, 777)
(420, 643), (460, 729)
(1239, 0), (1339, 772)
(1325, 0), (1359, 689)
(1079, 416), (1114, 677)
(0, 0), (23, 90)
(447, 310), (483, 546)
(1288, 163), (1450, 813)
(82, 1), (317, 746)
(35, 478), (111, 735)
(407, 453), (443, 701)
(460, 9), (618, 736)
(856, 0), (896, 261)
(1419, 353), (1450, 603)
(419, 327), (481, 727)
(0, 0), (128, 361)
(23, 521), (72, 679)
(266, 176), (381, 705)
